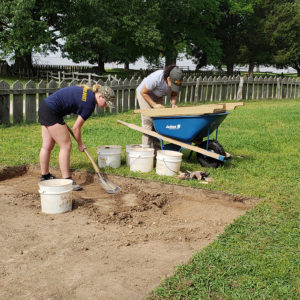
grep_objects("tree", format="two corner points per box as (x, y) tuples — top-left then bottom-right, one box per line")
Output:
(148, 0), (222, 67)
(212, 0), (255, 75)
(238, 0), (300, 76)
(0, 0), (66, 73)
(60, 0), (161, 72)
(264, 1), (300, 75)
(238, 0), (273, 76)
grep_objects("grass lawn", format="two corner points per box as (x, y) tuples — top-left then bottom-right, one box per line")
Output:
(1, 99), (299, 299)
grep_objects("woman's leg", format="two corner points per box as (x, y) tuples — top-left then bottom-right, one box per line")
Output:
(46, 123), (72, 178)
(137, 93), (155, 147)
(40, 126), (55, 175)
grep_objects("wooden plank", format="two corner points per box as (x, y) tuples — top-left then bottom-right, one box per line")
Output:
(117, 120), (229, 161)
(134, 103), (225, 117)
(223, 102), (244, 110)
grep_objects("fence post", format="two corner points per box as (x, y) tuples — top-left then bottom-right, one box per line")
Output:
(13, 81), (24, 123)
(220, 76), (227, 101)
(129, 77), (136, 110)
(194, 77), (200, 102)
(0, 80), (10, 124)
(207, 76), (213, 102)
(88, 73), (92, 86)
(25, 80), (37, 122)
(276, 78), (282, 99)
(236, 76), (244, 100)
(201, 76), (208, 102)
(38, 80), (47, 109)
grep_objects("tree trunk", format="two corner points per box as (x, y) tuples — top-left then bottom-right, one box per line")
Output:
(248, 62), (255, 77)
(11, 53), (33, 77)
(226, 63), (234, 76)
(165, 44), (178, 67)
(291, 62), (300, 77)
(124, 62), (129, 71)
(97, 56), (105, 73)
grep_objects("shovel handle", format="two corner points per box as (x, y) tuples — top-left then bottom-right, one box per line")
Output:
(66, 125), (100, 173)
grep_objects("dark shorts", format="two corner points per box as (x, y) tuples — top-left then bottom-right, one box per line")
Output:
(38, 102), (65, 126)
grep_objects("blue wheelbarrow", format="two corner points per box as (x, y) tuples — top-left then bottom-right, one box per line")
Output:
(118, 103), (243, 168)
(152, 112), (230, 168)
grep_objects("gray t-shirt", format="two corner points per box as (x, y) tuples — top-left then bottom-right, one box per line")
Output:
(137, 70), (171, 101)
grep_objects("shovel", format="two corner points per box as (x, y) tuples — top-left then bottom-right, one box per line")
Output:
(66, 125), (121, 194)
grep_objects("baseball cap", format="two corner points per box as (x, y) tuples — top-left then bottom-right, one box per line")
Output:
(170, 66), (183, 93)
(97, 86), (115, 108)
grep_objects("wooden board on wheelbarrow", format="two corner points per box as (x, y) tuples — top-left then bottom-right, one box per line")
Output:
(134, 102), (243, 117)
(134, 104), (225, 117)
(117, 120), (231, 161)
(223, 102), (244, 111)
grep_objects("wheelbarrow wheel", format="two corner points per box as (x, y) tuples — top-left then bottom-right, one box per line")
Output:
(196, 140), (226, 168)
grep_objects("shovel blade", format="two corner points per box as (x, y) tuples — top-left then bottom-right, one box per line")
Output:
(97, 173), (121, 194)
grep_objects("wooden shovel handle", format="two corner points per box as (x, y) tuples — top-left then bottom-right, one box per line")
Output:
(66, 125), (100, 173)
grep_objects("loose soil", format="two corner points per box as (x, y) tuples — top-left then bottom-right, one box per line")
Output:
(0, 165), (257, 300)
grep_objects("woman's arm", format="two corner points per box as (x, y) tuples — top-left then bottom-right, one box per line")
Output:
(140, 85), (164, 108)
(72, 115), (86, 151)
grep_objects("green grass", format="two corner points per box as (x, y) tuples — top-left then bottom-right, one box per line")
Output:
(1, 99), (299, 299)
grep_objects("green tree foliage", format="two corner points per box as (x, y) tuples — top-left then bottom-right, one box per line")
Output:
(148, 0), (222, 66)
(239, 0), (300, 75)
(238, 0), (272, 76)
(60, 0), (161, 72)
(1, 0), (300, 74)
(264, 1), (300, 75)
(0, 0), (66, 72)
(213, 0), (255, 75)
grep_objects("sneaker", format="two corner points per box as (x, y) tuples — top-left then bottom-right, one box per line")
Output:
(72, 180), (82, 191)
(40, 173), (56, 181)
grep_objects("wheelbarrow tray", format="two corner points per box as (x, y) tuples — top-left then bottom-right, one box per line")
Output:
(152, 112), (230, 143)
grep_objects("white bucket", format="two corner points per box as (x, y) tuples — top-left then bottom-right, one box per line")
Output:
(126, 144), (150, 166)
(97, 145), (122, 168)
(129, 148), (154, 173)
(156, 150), (183, 176)
(38, 179), (73, 214)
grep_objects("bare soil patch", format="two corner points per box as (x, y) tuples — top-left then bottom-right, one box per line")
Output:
(0, 165), (257, 300)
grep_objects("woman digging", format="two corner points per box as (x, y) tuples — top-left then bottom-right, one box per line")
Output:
(38, 84), (115, 191)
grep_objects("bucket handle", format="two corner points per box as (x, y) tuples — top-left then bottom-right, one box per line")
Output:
(161, 157), (180, 174)
(129, 154), (142, 166)
(39, 188), (73, 195)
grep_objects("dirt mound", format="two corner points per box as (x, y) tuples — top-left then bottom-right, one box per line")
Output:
(0, 165), (258, 300)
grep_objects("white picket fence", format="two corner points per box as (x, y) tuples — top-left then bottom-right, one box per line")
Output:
(0, 75), (299, 124)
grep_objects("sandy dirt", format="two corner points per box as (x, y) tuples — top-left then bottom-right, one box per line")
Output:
(0, 165), (257, 300)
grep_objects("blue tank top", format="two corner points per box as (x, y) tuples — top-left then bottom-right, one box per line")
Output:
(45, 86), (96, 120)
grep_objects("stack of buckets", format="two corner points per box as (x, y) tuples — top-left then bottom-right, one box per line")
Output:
(97, 144), (183, 176)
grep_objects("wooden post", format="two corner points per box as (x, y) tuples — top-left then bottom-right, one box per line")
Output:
(25, 80), (37, 122)
(129, 77), (136, 110)
(0, 80), (10, 124)
(207, 76), (213, 102)
(276, 78), (282, 99)
(186, 76), (192, 103)
(13, 81), (24, 123)
(236, 76), (244, 100)
(201, 76), (208, 102)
